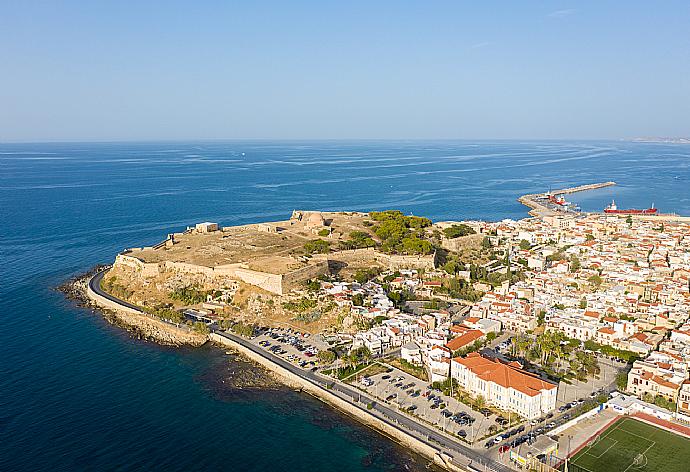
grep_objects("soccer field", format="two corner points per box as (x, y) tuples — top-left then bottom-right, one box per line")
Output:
(567, 417), (690, 472)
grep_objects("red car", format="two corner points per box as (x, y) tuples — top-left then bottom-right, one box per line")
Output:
(498, 445), (511, 454)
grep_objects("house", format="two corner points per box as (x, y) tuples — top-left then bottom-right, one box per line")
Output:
(445, 329), (485, 353)
(401, 341), (422, 365)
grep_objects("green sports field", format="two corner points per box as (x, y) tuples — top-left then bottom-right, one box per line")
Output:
(566, 417), (690, 472)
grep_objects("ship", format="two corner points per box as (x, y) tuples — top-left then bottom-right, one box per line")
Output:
(547, 194), (567, 206)
(604, 200), (658, 215)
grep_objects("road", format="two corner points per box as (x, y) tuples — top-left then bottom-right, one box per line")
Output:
(88, 270), (515, 472)
(217, 330), (513, 472)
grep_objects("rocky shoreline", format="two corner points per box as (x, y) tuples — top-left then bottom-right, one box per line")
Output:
(59, 268), (207, 347)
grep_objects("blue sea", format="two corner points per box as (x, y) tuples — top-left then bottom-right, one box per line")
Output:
(1, 141), (689, 471)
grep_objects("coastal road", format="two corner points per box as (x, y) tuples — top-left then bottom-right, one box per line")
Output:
(215, 330), (515, 472)
(88, 270), (515, 472)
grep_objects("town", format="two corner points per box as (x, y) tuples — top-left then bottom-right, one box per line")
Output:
(95, 193), (690, 472)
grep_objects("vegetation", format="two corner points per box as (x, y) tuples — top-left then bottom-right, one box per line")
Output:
(317, 349), (336, 364)
(443, 224), (476, 239)
(584, 340), (639, 363)
(519, 239), (531, 250)
(230, 321), (255, 337)
(436, 276), (484, 302)
(169, 284), (209, 304)
(389, 358), (428, 380)
(317, 228), (330, 237)
(588, 274), (603, 287)
(191, 321), (210, 334)
(616, 371), (628, 391)
(303, 239), (330, 254)
(101, 275), (135, 300)
(282, 297), (317, 312)
(369, 210), (434, 255)
(353, 267), (381, 284)
(340, 230), (377, 250)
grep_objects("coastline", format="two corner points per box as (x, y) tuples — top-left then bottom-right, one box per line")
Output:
(60, 268), (207, 347)
(66, 270), (493, 472)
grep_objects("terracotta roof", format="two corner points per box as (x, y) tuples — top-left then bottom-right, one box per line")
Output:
(452, 354), (556, 397)
(446, 330), (484, 352)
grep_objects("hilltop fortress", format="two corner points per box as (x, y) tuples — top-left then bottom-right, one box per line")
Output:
(112, 211), (437, 296)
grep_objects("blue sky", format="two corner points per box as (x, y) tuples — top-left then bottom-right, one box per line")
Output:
(1, 1), (689, 141)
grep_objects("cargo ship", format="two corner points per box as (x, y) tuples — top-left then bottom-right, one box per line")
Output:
(604, 200), (658, 215)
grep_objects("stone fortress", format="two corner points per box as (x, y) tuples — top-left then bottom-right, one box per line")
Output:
(112, 211), (437, 296)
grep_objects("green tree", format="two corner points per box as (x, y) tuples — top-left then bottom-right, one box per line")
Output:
(443, 224), (476, 239)
(317, 349), (336, 364)
(616, 371), (628, 391)
(304, 239), (330, 254)
(519, 239), (531, 250)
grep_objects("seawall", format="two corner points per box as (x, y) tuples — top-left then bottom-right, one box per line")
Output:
(85, 274), (207, 346)
(209, 332), (468, 472)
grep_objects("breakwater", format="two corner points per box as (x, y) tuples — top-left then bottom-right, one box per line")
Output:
(519, 181), (616, 217)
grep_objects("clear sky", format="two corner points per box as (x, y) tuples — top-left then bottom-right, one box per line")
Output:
(1, 1), (689, 141)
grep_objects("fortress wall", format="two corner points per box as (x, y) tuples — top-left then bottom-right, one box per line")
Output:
(281, 260), (330, 293)
(376, 252), (436, 270)
(115, 254), (160, 277)
(233, 268), (284, 295)
(162, 261), (216, 278)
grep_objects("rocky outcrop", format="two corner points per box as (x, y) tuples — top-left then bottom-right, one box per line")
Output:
(59, 269), (207, 347)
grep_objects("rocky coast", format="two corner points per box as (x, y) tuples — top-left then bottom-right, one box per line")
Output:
(59, 268), (207, 347)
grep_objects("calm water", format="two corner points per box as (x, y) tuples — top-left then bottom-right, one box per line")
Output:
(1, 141), (689, 471)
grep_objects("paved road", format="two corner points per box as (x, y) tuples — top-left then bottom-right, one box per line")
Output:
(218, 330), (514, 472)
(88, 270), (515, 472)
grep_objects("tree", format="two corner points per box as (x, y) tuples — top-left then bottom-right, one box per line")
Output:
(616, 371), (628, 391)
(351, 293), (364, 307)
(481, 236), (492, 249)
(588, 274), (603, 287)
(585, 234), (595, 241)
(570, 255), (581, 272)
(474, 395), (486, 410)
(519, 239), (531, 250)
(304, 239), (330, 254)
(443, 224), (476, 239)
(579, 298), (588, 309)
(626, 215), (633, 225)
(317, 350), (336, 364)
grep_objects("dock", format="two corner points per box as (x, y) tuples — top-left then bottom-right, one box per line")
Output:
(519, 181), (616, 217)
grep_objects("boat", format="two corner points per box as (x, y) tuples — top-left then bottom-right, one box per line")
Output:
(604, 200), (658, 215)
(547, 194), (567, 206)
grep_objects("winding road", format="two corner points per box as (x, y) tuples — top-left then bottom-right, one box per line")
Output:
(89, 269), (514, 472)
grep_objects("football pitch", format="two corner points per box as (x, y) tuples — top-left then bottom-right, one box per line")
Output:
(567, 417), (690, 472)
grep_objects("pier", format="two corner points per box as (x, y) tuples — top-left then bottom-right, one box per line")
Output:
(519, 181), (616, 217)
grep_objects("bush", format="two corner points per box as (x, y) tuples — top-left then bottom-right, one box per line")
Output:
(304, 239), (330, 254)
(192, 321), (210, 334)
(443, 224), (476, 239)
(169, 285), (208, 304)
(317, 228), (330, 237)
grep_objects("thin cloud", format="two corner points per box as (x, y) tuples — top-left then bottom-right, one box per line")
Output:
(470, 41), (491, 49)
(548, 9), (576, 18)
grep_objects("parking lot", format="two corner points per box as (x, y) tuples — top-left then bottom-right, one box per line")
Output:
(356, 364), (516, 445)
(246, 327), (331, 370)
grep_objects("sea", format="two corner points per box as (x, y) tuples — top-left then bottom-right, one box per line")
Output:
(1, 140), (689, 471)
